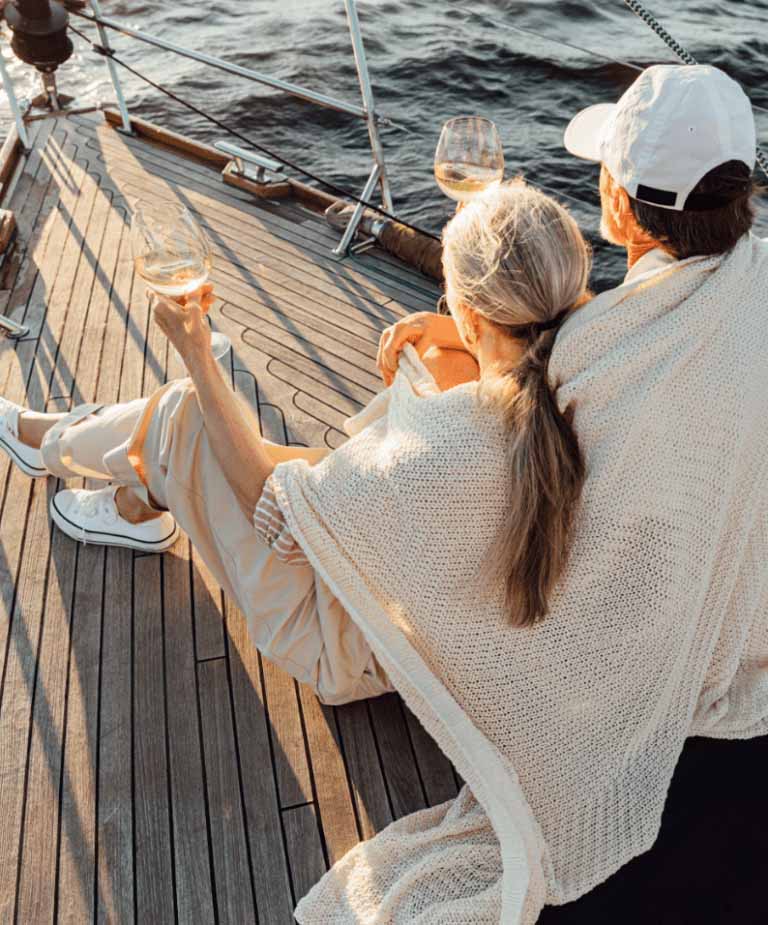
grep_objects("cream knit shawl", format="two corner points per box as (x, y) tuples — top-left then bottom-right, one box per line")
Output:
(270, 233), (768, 924)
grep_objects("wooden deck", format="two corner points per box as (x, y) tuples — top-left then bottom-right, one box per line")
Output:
(0, 111), (456, 923)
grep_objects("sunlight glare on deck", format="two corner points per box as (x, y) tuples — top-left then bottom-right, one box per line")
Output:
(0, 110), (455, 923)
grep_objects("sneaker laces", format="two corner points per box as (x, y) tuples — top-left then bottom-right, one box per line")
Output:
(0, 399), (19, 439)
(80, 490), (119, 526)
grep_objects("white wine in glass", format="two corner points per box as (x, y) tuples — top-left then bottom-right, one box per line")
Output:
(134, 253), (213, 298)
(130, 200), (230, 361)
(434, 116), (504, 203)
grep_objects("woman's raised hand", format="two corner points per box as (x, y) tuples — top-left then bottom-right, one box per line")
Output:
(377, 311), (465, 386)
(152, 283), (215, 362)
(377, 312), (435, 386)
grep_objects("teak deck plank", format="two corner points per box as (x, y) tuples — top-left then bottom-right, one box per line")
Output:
(282, 803), (328, 907)
(0, 477), (54, 923)
(92, 214), (136, 925)
(132, 555), (176, 923)
(1, 110), (453, 924)
(224, 598), (296, 925)
(56, 538), (102, 923)
(368, 693), (430, 819)
(404, 705), (461, 806)
(335, 700), (395, 839)
(297, 683), (362, 865)
(198, 657), (257, 924)
(95, 548), (135, 924)
(95, 196), (150, 924)
(163, 542), (218, 922)
(191, 547), (227, 660)
(14, 509), (78, 923)
(261, 657), (314, 809)
(0, 345), (36, 727)
(78, 121), (438, 311)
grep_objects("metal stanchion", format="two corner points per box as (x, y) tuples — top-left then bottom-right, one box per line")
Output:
(88, 0), (131, 133)
(331, 0), (394, 254)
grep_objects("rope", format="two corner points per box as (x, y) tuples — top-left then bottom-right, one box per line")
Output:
(622, 0), (768, 179)
(67, 22), (442, 242)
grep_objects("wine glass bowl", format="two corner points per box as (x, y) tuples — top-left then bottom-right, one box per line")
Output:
(131, 200), (212, 296)
(434, 116), (504, 203)
(130, 200), (230, 361)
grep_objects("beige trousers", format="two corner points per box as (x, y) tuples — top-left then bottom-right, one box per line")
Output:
(40, 378), (393, 705)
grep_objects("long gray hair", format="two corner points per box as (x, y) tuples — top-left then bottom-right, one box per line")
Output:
(442, 180), (591, 626)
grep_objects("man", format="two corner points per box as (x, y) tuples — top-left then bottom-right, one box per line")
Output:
(377, 63), (767, 923)
(541, 63), (767, 923)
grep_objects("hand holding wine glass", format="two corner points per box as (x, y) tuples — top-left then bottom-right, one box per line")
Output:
(434, 116), (504, 204)
(130, 200), (230, 363)
(152, 284), (215, 365)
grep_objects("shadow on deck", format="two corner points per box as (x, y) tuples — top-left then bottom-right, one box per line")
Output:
(0, 111), (458, 922)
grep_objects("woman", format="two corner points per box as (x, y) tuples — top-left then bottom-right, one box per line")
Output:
(1, 181), (766, 922)
(1, 180), (588, 696)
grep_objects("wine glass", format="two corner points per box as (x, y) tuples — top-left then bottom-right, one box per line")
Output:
(434, 116), (504, 203)
(130, 200), (230, 364)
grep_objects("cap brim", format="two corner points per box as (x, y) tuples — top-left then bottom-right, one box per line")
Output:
(564, 103), (616, 161)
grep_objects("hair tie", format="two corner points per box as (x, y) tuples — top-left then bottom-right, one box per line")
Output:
(532, 306), (571, 332)
(506, 305), (571, 340)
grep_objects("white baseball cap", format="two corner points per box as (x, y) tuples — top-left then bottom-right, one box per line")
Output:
(564, 64), (756, 211)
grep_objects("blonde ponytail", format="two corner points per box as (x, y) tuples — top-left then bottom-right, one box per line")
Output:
(487, 324), (584, 624)
(442, 180), (591, 626)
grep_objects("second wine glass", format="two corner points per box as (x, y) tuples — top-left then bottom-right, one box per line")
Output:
(130, 200), (230, 362)
(434, 116), (504, 203)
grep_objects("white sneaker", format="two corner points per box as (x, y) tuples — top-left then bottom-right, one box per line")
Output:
(0, 397), (48, 478)
(50, 485), (180, 552)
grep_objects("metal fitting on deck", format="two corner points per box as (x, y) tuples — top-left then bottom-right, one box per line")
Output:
(3, 0), (73, 73)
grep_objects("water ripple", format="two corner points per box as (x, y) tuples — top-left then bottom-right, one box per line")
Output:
(0, 0), (765, 288)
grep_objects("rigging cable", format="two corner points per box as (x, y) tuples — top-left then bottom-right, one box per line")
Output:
(69, 5), (764, 230)
(456, 8), (644, 75)
(457, 7), (768, 117)
(69, 17), (604, 219)
(622, 0), (768, 179)
(67, 22), (443, 242)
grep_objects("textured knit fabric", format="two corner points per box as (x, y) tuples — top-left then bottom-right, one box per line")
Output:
(268, 233), (768, 924)
(253, 250), (674, 570)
